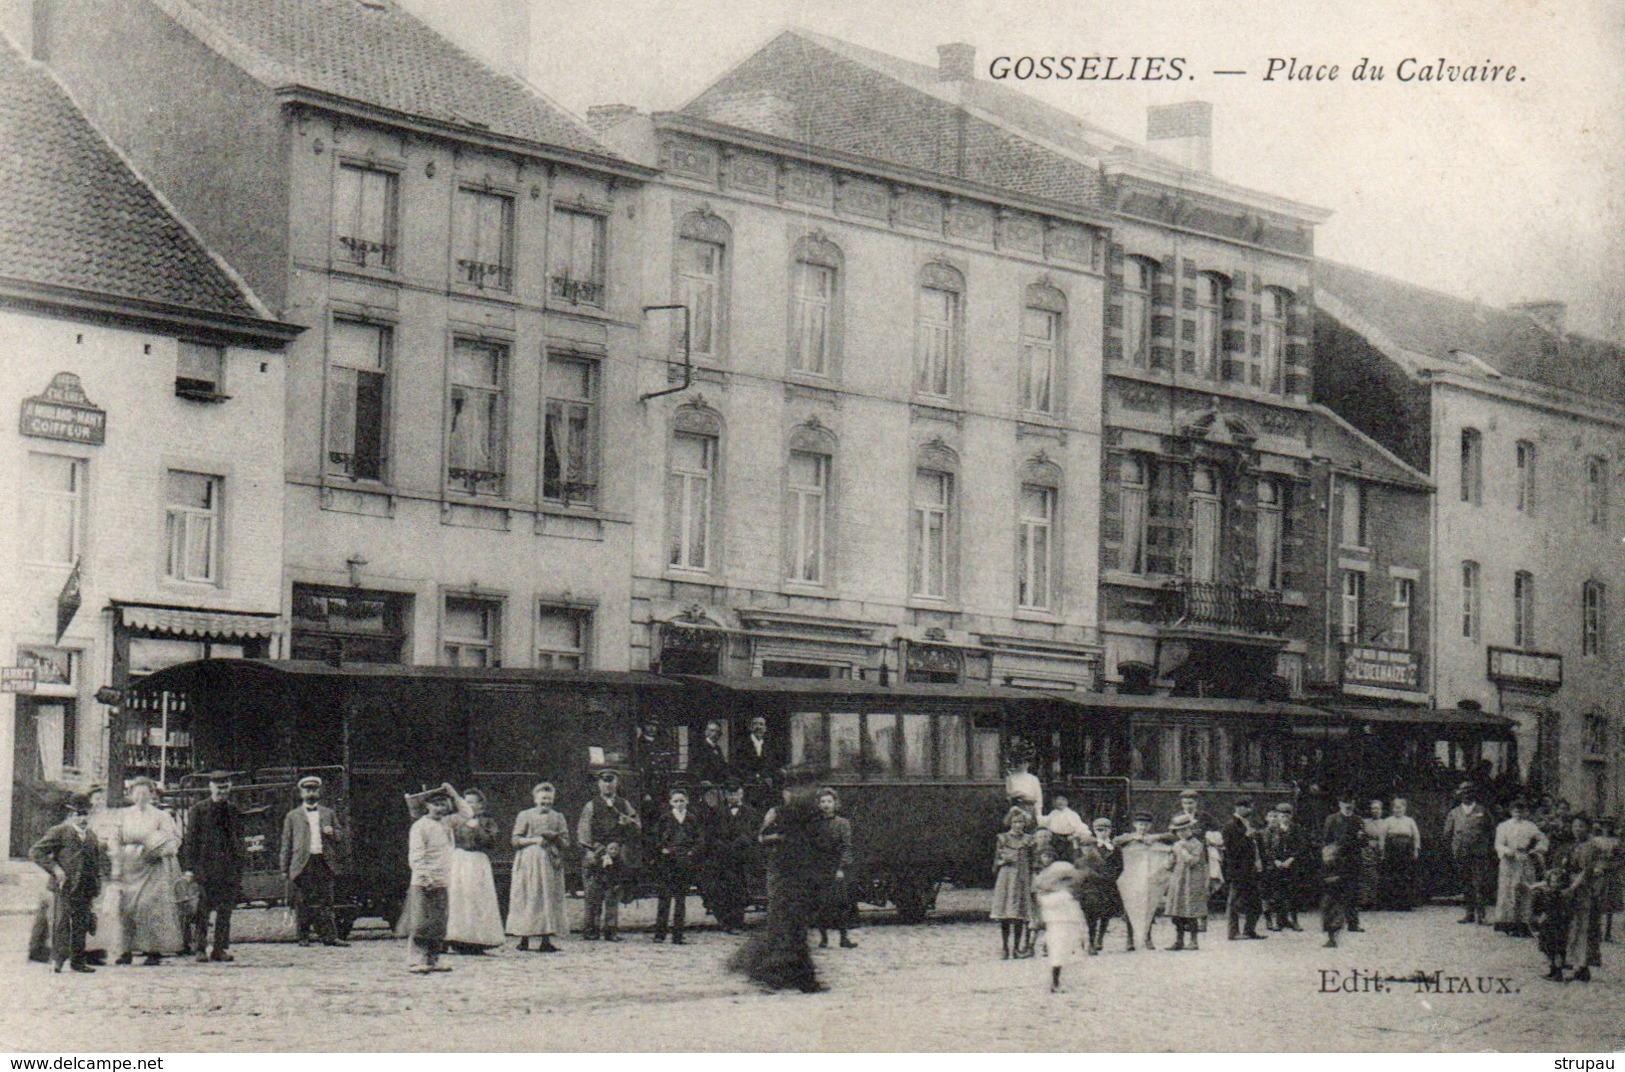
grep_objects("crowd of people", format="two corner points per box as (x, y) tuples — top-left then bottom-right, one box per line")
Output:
(989, 777), (1623, 994)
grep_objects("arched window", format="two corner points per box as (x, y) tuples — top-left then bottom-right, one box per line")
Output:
(1260, 288), (1291, 393)
(1018, 458), (1062, 611)
(911, 442), (959, 598)
(668, 405), (722, 571)
(676, 210), (731, 362)
(789, 236), (842, 377)
(915, 263), (964, 399)
(1122, 258), (1157, 369)
(1195, 274), (1227, 380)
(786, 423), (836, 585)
(1020, 283), (1066, 415)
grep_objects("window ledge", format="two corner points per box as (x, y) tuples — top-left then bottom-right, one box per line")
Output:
(449, 281), (518, 304)
(910, 401), (964, 426)
(537, 501), (630, 524)
(328, 261), (400, 285)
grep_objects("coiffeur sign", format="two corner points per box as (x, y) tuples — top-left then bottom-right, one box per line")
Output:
(19, 372), (105, 445)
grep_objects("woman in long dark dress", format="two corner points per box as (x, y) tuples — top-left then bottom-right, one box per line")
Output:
(729, 781), (824, 993)
(813, 788), (857, 949)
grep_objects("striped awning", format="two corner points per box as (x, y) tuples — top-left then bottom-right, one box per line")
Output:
(118, 603), (278, 639)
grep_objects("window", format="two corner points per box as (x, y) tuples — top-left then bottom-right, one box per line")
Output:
(326, 320), (389, 482)
(1462, 561), (1481, 640)
(1122, 259), (1153, 368)
(1195, 275), (1224, 380)
(1018, 484), (1055, 610)
(25, 453), (83, 566)
(454, 187), (513, 290)
(1514, 570), (1535, 648)
(1190, 465), (1220, 584)
(1020, 287), (1065, 413)
(911, 469), (953, 598)
(970, 713), (1001, 779)
(865, 713), (897, 776)
(1340, 569), (1365, 644)
(447, 338), (507, 496)
(1339, 479), (1366, 548)
(828, 712), (861, 771)
(668, 431), (715, 570)
(536, 604), (590, 669)
(176, 342), (225, 399)
(334, 163), (397, 269)
(164, 470), (220, 583)
(677, 237), (724, 360)
(787, 450), (828, 584)
(1255, 479), (1282, 590)
(1583, 581), (1606, 657)
(1515, 440), (1536, 513)
(442, 595), (500, 667)
(1391, 577), (1414, 650)
(543, 355), (598, 505)
(548, 207), (606, 306)
(1260, 289), (1288, 393)
(938, 713), (969, 777)
(1119, 456), (1149, 576)
(1587, 456), (1608, 527)
(1583, 713), (1610, 757)
(1460, 428), (1482, 504)
(790, 712), (830, 769)
(1130, 723), (1160, 783)
(916, 285), (959, 398)
(791, 260), (835, 374)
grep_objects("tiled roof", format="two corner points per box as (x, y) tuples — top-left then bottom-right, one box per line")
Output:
(0, 40), (261, 320)
(156, 0), (616, 159)
(1316, 260), (1625, 402)
(681, 30), (1106, 210)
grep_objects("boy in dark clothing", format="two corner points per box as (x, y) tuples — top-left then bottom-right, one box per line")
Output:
(1321, 843), (1347, 948)
(1531, 864), (1572, 981)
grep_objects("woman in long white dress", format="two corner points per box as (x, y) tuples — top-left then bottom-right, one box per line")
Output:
(445, 788), (506, 952)
(84, 786), (122, 964)
(507, 782), (570, 952)
(113, 777), (184, 965)
(1032, 845), (1084, 993)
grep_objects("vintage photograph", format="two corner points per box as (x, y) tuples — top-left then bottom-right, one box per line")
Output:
(0, 0), (1620, 1054)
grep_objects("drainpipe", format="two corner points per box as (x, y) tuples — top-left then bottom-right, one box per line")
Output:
(639, 304), (693, 403)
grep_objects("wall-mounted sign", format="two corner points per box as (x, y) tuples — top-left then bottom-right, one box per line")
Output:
(20, 372), (106, 445)
(0, 667), (38, 693)
(1488, 646), (1563, 690)
(1341, 644), (1421, 694)
(17, 646), (73, 685)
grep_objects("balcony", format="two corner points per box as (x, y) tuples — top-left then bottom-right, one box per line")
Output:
(1153, 580), (1290, 636)
(550, 274), (605, 307)
(337, 236), (395, 269)
(457, 259), (512, 291)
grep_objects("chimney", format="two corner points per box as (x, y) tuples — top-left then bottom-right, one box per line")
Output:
(1509, 301), (1566, 335)
(395, 0), (531, 80)
(586, 104), (637, 134)
(700, 91), (799, 140)
(1147, 101), (1213, 173)
(938, 42), (976, 82)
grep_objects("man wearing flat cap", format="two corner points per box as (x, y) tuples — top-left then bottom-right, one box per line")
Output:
(181, 771), (245, 962)
(577, 769), (640, 941)
(1443, 782), (1496, 924)
(29, 793), (105, 973)
(281, 775), (348, 947)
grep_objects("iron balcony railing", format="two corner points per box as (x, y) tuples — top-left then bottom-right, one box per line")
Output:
(1154, 579), (1291, 635)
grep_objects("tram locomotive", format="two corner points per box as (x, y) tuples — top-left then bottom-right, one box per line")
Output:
(124, 659), (1514, 927)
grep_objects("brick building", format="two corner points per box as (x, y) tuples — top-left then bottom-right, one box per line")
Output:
(24, 0), (655, 687)
(595, 31), (1110, 691)
(0, 39), (297, 850)
(1316, 260), (1625, 813)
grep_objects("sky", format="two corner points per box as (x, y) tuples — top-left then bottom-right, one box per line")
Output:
(507, 0), (1623, 343)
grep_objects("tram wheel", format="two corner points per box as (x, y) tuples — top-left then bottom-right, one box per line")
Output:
(892, 874), (936, 924)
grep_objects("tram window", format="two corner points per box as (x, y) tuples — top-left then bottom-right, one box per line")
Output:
(865, 713), (898, 776)
(900, 713), (932, 776)
(939, 713), (969, 777)
(1210, 727), (1232, 783)
(829, 712), (861, 771)
(789, 712), (829, 769)
(970, 711), (1001, 779)
(1234, 730), (1260, 782)
(1181, 726), (1210, 783)
(1131, 724), (1160, 782)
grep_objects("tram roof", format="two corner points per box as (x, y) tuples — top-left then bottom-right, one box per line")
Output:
(1322, 703), (1516, 730)
(133, 658), (679, 691)
(673, 674), (1068, 703)
(1051, 694), (1340, 719)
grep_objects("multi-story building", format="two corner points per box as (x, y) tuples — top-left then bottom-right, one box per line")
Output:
(0, 39), (297, 852)
(594, 31), (1110, 692)
(29, 0), (655, 693)
(1316, 260), (1625, 813)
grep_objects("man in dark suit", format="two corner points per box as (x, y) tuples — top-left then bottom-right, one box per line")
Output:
(1222, 798), (1267, 940)
(706, 783), (761, 932)
(1443, 782), (1497, 924)
(181, 770), (245, 962)
(1322, 792), (1366, 932)
(280, 775), (349, 947)
(577, 769), (641, 941)
(653, 786), (707, 944)
(1265, 801), (1307, 930)
(734, 716), (776, 780)
(29, 793), (105, 973)
(689, 720), (731, 788)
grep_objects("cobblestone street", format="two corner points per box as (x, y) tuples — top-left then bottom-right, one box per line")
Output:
(1, 894), (1620, 1052)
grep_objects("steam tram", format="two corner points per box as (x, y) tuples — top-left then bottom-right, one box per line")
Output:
(124, 659), (1512, 925)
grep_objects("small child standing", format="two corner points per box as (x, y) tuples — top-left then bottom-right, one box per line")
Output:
(1321, 843), (1347, 948)
(991, 807), (1037, 959)
(1163, 815), (1207, 951)
(1531, 865), (1572, 981)
(1031, 845), (1084, 993)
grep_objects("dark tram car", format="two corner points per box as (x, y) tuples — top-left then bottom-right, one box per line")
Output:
(659, 676), (1065, 921)
(124, 659), (671, 926)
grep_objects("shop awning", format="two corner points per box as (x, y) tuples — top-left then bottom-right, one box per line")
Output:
(116, 603), (279, 639)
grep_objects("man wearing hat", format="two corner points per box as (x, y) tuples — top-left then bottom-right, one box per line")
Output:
(181, 771), (245, 962)
(1221, 798), (1267, 940)
(28, 793), (105, 973)
(280, 775), (349, 947)
(1322, 792), (1366, 932)
(576, 769), (641, 941)
(1265, 801), (1307, 930)
(705, 782), (761, 933)
(1443, 782), (1496, 924)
